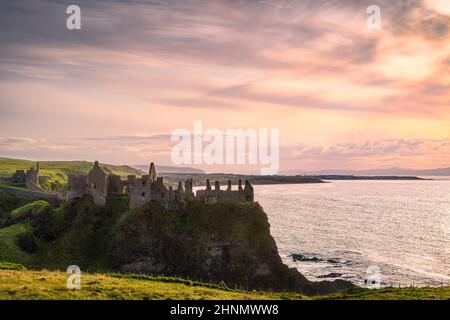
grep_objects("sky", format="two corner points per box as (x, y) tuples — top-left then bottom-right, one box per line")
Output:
(0, 0), (449, 173)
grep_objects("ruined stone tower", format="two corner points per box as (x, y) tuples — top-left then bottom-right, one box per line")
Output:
(25, 162), (40, 189)
(86, 161), (108, 206)
(149, 162), (156, 183)
(244, 180), (254, 202)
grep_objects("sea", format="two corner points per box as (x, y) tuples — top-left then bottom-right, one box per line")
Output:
(254, 178), (450, 287)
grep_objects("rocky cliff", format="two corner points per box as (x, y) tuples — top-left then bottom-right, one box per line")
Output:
(108, 200), (352, 295)
(0, 193), (352, 295)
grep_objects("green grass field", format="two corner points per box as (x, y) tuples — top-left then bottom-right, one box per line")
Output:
(0, 265), (448, 300)
(0, 267), (307, 300)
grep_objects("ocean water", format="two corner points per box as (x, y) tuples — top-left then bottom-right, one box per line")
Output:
(254, 180), (450, 287)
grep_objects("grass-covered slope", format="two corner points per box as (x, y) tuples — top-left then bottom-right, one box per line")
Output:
(0, 267), (307, 300)
(318, 286), (450, 300)
(0, 199), (57, 265)
(0, 223), (33, 264)
(0, 190), (31, 220)
(0, 194), (130, 272)
(0, 266), (448, 300)
(0, 157), (143, 190)
(10, 200), (50, 221)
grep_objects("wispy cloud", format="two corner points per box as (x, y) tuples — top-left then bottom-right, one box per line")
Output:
(0, 0), (449, 169)
(287, 139), (450, 169)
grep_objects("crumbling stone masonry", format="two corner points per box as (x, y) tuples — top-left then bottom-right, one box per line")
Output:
(196, 179), (254, 203)
(9, 162), (41, 190)
(65, 161), (254, 208)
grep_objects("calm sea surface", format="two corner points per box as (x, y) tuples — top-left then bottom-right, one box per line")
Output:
(254, 180), (450, 287)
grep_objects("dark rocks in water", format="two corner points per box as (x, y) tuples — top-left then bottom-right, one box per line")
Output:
(326, 259), (339, 264)
(290, 254), (349, 266)
(290, 254), (323, 262)
(317, 273), (342, 279)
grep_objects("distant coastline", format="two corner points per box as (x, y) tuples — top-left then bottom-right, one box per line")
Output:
(0, 158), (427, 189)
(162, 173), (425, 186)
(310, 175), (426, 181)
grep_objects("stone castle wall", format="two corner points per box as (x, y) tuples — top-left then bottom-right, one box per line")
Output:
(196, 179), (253, 203)
(0, 185), (60, 206)
(86, 161), (108, 206)
(8, 163), (40, 188)
(107, 174), (123, 196)
(127, 175), (152, 209)
(66, 174), (87, 199)
(25, 167), (39, 188)
(64, 161), (254, 209)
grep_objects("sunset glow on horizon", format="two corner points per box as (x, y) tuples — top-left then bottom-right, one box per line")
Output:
(0, 0), (449, 173)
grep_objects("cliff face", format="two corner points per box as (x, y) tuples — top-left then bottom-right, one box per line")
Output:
(0, 193), (352, 295)
(107, 200), (352, 295)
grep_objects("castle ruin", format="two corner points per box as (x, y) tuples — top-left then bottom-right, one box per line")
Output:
(196, 179), (253, 203)
(66, 161), (254, 208)
(10, 162), (41, 190)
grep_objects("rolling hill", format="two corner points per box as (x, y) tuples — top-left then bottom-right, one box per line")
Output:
(0, 157), (143, 190)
